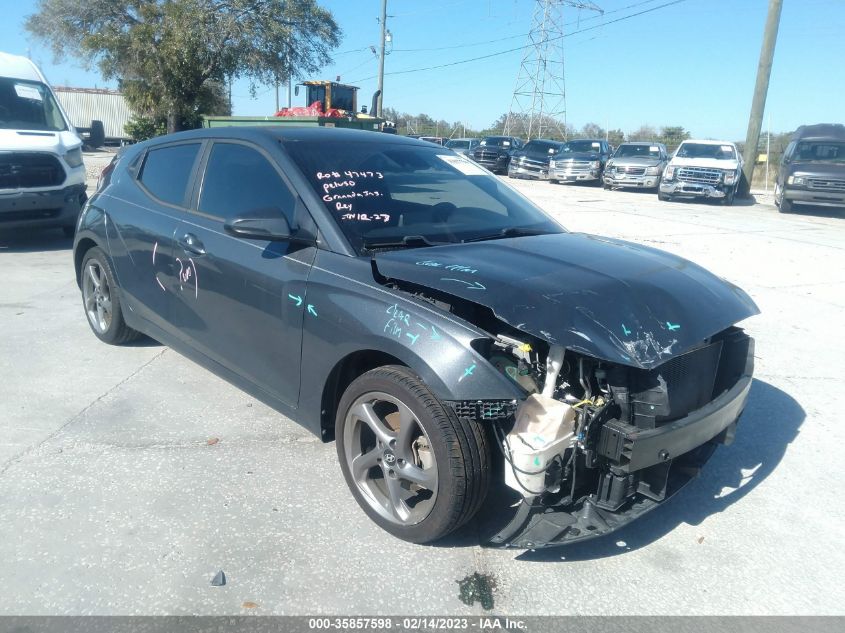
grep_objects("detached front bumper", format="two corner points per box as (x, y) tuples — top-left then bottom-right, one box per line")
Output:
(659, 179), (729, 198)
(486, 342), (754, 549)
(0, 184), (87, 230)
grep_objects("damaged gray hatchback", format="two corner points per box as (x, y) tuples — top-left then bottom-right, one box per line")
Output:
(73, 128), (758, 548)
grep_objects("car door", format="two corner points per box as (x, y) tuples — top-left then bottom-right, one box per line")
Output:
(108, 141), (203, 336)
(170, 139), (317, 406)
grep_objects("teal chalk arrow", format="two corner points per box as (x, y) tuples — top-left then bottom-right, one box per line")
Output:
(430, 326), (441, 341)
(666, 321), (680, 331)
(307, 304), (318, 317)
(622, 324), (631, 336)
(288, 294), (303, 307)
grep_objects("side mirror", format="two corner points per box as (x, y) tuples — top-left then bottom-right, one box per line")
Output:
(224, 209), (313, 243)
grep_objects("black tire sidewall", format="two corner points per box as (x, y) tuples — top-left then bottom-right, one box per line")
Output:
(335, 366), (475, 543)
(81, 247), (127, 344)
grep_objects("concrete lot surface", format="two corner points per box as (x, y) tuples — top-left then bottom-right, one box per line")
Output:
(1, 166), (843, 615)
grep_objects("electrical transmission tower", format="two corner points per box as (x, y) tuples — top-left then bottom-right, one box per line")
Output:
(505, 0), (603, 140)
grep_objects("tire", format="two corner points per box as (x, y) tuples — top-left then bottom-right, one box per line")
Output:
(602, 182), (611, 190)
(775, 184), (793, 213)
(658, 190), (672, 201)
(549, 179), (558, 185)
(80, 246), (140, 345)
(721, 187), (736, 206)
(335, 365), (490, 543)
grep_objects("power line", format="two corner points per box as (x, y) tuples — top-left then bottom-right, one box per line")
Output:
(348, 0), (687, 83)
(389, 0), (665, 53)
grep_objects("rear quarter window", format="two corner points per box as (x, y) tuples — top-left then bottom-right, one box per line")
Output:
(138, 143), (201, 206)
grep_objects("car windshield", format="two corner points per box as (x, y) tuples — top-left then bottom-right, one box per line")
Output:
(615, 144), (661, 158)
(446, 140), (470, 149)
(480, 137), (511, 147)
(523, 140), (561, 154)
(793, 141), (845, 162)
(561, 140), (601, 153)
(0, 78), (67, 132)
(282, 138), (564, 254)
(676, 142), (736, 160)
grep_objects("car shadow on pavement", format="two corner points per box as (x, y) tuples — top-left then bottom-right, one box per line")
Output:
(507, 378), (803, 561)
(783, 204), (845, 219)
(0, 228), (73, 252)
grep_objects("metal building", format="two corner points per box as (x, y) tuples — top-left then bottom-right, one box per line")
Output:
(54, 87), (134, 144)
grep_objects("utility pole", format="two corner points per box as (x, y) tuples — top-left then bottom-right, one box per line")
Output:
(377, 0), (388, 117)
(742, 0), (783, 194)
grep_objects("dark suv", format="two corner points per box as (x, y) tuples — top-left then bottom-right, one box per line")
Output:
(471, 136), (523, 174)
(507, 139), (564, 180)
(776, 124), (845, 214)
(548, 139), (612, 185)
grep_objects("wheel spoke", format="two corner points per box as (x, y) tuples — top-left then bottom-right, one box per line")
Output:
(100, 296), (112, 314)
(351, 402), (395, 446)
(84, 292), (95, 311)
(394, 405), (418, 461)
(87, 265), (100, 289)
(385, 475), (411, 522)
(399, 463), (436, 491)
(350, 447), (380, 481)
(96, 304), (106, 327)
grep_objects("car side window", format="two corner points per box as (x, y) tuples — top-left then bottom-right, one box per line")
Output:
(138, 143), (201, 207)
(199, 142), (295, 223)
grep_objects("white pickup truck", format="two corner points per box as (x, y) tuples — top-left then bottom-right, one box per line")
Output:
(1, 51), (88, 236)
(658, 139), (743, 206)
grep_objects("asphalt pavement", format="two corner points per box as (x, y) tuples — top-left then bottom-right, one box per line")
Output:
(1, 163), (843, 615)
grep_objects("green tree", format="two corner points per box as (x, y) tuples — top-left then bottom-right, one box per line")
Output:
(27, 0), (341, 133)
(628, 125), (658, 142)
(659, 126), (690, 151)
(607, 128), (625, 146)
(580, 122), (605, 139)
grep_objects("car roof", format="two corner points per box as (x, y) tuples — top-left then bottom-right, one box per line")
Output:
(620, 141), (664, 146)
(0, 51), (46, 83)
(792, 124), (845, 141)
(139, 126), (433, 149)
(680, 139), (736, 147)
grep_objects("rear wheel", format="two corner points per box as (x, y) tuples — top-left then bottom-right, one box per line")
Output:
(336, 365), (489, 543)
(80, 247), (140, 345)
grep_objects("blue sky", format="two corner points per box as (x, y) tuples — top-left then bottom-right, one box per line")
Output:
(2, 0), (842, 139)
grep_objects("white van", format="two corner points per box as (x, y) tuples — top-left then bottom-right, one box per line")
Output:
(0, 51), (88, 235)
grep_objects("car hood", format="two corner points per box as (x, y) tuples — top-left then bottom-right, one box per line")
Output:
(786, 162), (845, 178)
(670, 156), (739, 170)
(475, 145), (510, 154)
(373, 233), (759, 369)
(555, 152), (600, 162)
(0, 128), (81, 153)
(610, 156), (662, 167)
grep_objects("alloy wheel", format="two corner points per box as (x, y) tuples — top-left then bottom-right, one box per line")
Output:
(343, 391), (439, 526)
(82, 260), (112, 334)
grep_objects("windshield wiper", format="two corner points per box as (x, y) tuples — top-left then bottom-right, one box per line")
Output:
(362, 234), (450, 251)
(463, 226), (554, 243)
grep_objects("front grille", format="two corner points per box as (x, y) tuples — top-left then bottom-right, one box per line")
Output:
(677, 167), (722, 185)
(807, 177), (845, 192)
(554, 160), (592, 172)
(0, 153), (66, 189)
(616, 166), (646, 176)
(515, 157), (547, 171)
(476, 150), (501, 162)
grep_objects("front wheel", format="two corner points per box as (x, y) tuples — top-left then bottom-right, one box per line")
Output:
(80, 247), (140, 345)
(721, 187), (736, 206)
(549, 179), (558, 185)
(775, 183), (793, 213)
(336, 366), (489, 543)
(658, 190), (672, 201)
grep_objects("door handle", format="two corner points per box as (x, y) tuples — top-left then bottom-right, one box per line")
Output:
(178, 233), (206, 256)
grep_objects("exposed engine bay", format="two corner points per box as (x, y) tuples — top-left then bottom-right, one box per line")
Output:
(467, 325), (754, 548)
